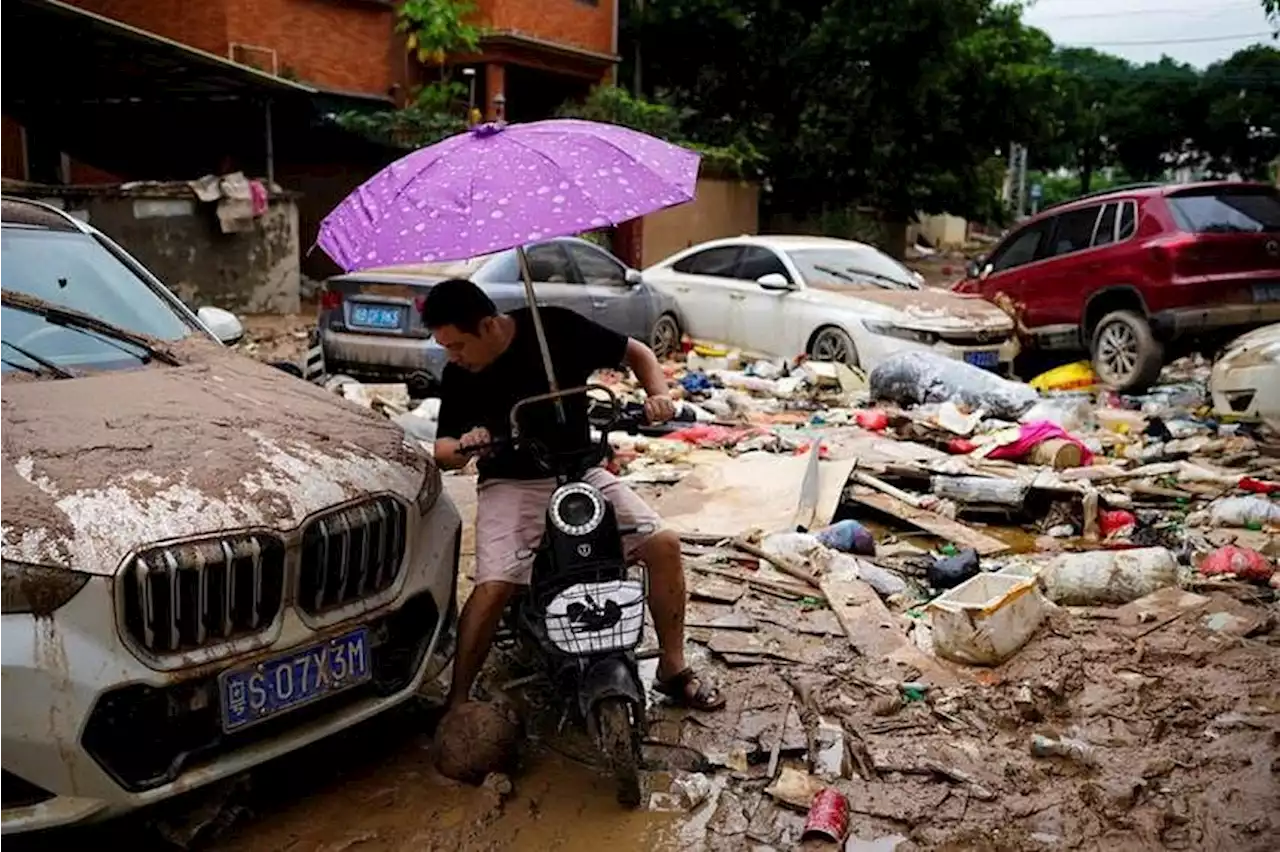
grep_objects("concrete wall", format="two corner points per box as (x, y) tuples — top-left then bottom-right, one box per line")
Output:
(12, 186), (301, 315)
(640, 178), (760, 268)
(915, 213), (968, 249)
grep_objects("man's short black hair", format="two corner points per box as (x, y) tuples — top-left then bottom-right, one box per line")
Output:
(422, 278), (498, 334)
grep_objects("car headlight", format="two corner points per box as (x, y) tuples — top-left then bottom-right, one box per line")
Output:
(863, 321), (939, 345)
(1, 560), (91, 615)
(549, 483), (606, 537)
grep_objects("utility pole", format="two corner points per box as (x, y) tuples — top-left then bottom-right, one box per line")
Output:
(632, 0), (644, 96)
(1006, 142), (1029, 219)
(1017, 144), (1029, 220)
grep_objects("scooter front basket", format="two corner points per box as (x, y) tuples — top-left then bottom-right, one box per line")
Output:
(543, 578), (645, 656)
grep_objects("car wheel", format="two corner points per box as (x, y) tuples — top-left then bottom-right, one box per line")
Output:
(808, 326), (860, 367)
(1091, 310), (1164, 392)
(649, 313), (681, 359)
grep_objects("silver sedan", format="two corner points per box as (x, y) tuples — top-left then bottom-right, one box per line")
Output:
(318, 237), (684, 393)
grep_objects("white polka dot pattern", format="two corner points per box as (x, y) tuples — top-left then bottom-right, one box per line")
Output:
(317, 119), (702, 271)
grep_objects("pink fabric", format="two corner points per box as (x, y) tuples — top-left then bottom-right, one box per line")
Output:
(249, 180), (268, 216)
(987, 420), (1094, 465)
(474, 466), (662, 586)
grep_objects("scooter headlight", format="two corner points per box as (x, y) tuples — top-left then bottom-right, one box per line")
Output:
(549, 483), (606, 537)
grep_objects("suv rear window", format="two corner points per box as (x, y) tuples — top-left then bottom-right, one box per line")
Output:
(1168, 187), (1280, 234)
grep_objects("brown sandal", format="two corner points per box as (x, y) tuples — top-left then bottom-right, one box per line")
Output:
(653, 666), (726, 710)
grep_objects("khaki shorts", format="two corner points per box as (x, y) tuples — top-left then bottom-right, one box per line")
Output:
(474, 466), (662, 586)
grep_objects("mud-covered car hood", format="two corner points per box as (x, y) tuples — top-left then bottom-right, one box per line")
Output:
(1216, 323), (1280, 369)
(1, 339), (427, 575)
(808, 281), (1015, 332)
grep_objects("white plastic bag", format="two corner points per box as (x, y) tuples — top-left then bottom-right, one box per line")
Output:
(1039, 548), (1179, 605)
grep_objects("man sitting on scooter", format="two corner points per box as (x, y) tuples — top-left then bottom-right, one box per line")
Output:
(425, 278), (725, 713)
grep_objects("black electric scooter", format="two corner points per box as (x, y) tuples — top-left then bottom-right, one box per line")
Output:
(466, 384), (657, 806)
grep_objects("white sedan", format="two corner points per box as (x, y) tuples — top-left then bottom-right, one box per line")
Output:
(643, 235), (1018, 372)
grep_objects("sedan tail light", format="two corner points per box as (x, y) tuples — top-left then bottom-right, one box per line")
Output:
(320, 289), (342, 311)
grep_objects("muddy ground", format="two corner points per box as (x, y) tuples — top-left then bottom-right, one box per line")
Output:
(14, 473), (1278, 852)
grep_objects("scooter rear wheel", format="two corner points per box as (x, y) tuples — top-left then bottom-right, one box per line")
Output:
(596, 697), (642, 807)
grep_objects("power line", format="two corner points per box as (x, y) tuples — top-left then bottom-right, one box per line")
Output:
(1035, 3), (1256, 22)
(1063, 31), (1274, 47)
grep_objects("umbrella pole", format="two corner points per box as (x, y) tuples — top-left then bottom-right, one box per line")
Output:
(516, 245), (566, 423)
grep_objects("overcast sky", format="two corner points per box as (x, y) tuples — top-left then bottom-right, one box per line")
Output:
(1021, 0), (1275, 67)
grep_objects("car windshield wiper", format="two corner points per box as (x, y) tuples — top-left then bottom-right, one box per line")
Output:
(0, 290), (181, 367)
(812, 264), (858, 283)
(813, 264), (912, 289)
(0, 339), (76, 379)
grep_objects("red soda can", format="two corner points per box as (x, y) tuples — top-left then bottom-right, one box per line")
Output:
(802, 786), (849, 842)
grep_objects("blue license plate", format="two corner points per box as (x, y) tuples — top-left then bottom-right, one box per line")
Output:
(1252, 283), (1280, 303)
(219, 628), (371, 733)
(964, 350), (1000, 369)
(349, 304), (404, 329)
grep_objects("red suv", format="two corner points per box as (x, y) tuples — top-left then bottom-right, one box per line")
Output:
(954, 181), (1280, 391)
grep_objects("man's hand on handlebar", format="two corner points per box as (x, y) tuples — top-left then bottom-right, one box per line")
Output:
(459, 426), (494, 456)
(643, 394), (677, 425)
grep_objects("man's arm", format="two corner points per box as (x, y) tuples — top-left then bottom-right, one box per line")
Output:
(624, 338), (676, 422)
(432, 367), (482, 470)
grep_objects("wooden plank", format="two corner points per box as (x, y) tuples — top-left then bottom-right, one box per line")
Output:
(819, 564), (959, 687)
(846, 489), (1009, 555)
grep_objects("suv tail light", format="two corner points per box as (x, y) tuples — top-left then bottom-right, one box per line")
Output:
(320, 289), (342, 311)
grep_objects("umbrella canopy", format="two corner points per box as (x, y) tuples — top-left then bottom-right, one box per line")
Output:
(318, 118), (701, 271)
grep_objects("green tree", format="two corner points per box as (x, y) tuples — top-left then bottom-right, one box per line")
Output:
(334, 0), (480, 148)
(1109, 57), (1203, 180)
(625, 0), (1063, 225)
(1196, 45), (1280, 179)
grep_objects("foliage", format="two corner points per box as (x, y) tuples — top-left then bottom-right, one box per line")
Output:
(1197, 45), (1280, 179)
(334, 1), (480, 149)
(554, 86), (764, 178)
(624, 0), (1060, 222)
(398, 0), (481, 69)
(333, 82), (470, 149)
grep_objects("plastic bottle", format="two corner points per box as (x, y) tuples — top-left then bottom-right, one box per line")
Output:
(1029, 734), (1095, 766)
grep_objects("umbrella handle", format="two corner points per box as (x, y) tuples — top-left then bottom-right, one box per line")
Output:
(516, 244), (566, 423)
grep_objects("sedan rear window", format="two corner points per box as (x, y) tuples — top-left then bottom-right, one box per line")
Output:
(1168, 187), (1280, 234)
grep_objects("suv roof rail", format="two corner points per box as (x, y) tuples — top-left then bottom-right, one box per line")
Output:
(1040, 182), (1165, 213)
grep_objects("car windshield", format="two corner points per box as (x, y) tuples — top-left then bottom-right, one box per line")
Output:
(1, 226), (196, 376)
(787, 247), (920, 290)
(1168, 188), (1280, 234)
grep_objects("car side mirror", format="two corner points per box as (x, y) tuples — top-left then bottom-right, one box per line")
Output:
(624, 268), (643, 286)
(757, 273), (792, 290)
(198, 306), (245, 346)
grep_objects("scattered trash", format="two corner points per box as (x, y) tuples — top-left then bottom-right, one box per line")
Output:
(1030, 360), (1098, 393)
(1198, 546), (1274, 583)
(870, 349), (1040, 420)
(814, 519), (877, 556)
(928, 547), (981, 589)
(929, 573), (1047, 665)
(1191, 496), (1280, 529)
(671, 771), (713, 809)
(1029, 733), (1097, 767)
(801, 787), (850, 842)
(1039, 548), (1180, 606)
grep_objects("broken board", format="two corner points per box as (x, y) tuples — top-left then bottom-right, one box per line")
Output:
(846, 488), (1009, 555)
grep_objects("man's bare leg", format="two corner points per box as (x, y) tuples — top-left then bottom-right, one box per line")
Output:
(447, 580), (518, 709)
(637, 530), (688, 679)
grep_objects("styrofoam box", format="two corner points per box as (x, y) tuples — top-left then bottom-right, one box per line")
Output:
(928, 572), (1046, 666)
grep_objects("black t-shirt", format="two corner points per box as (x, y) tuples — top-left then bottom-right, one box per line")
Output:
(436, 306), (629, 481)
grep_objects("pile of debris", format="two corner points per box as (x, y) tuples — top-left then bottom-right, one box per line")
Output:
(323, 344), (1279, 851)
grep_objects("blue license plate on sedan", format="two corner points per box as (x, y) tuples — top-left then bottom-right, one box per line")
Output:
(219, 628), (371, 733)
(1252, 283), (1280, 303)
(349, 304), (405, 330)
(964, 350), (1000, 370)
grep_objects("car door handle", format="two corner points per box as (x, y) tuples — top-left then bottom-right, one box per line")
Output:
(591, 300), (608, 308)
(730, 293), (746, 301)
(675, 286), (691, 294)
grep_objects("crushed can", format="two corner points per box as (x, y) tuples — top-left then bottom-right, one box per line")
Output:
(801, 786), (849, 842)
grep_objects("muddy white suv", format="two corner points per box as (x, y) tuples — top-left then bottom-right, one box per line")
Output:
(0, 198), (460, 833)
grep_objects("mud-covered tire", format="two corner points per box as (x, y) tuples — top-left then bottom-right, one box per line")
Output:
(808, 325), (859, 366)
(1090, 310), (1164, 393)
(650, 313), (681, 360)
(596, 698), (642, 808)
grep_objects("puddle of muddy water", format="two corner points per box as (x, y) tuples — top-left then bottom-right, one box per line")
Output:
(9, 701), (686, 852)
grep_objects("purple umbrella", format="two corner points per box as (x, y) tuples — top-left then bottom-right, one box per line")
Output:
(317, 118), (701, 402)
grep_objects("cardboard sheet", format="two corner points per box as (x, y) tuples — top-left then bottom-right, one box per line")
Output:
(655, 451), (858, 537)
